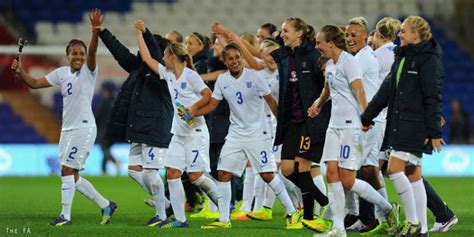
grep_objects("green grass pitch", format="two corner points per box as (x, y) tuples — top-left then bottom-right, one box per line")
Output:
(1, 176), (473, 237)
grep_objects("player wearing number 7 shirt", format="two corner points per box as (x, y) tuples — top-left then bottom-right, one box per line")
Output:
(136, 20), (221, 229)
(194, 44), (301, 229)
(11, 9), (116, 227)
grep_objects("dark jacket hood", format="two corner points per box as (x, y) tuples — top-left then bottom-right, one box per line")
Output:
(395, 38), (443, 58)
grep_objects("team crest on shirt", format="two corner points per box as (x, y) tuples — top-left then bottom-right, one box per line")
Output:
(181, 82), (187, 89)
(246, 81), (252, 88)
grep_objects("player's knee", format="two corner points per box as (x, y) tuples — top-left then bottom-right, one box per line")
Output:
(167, 168), (182, 179)
(259, 172), (274, 183)
(218, 171), (232, 182)
(325, 162), (340, 183)
(341, 178), (355, 190)
(280, 162), (295, 177)
(128, 165), (143, 172)
(188, 172), (202, 182)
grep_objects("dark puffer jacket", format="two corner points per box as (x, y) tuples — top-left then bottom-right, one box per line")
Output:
(99, 28), (173, 148)
(361, 39), (443, 155)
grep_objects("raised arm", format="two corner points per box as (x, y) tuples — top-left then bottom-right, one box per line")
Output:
(135, 20), (160, 75)
(96, 13), (140, 73)
(143, 28), (163, 63)
(87, 8), (101, 71)
(212, 22), (264, 70)
(11, 60), (51, 89)
(200, 70), (226, 81)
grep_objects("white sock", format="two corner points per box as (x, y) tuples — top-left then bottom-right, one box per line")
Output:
(192, 174), (220, 206)
(76, 177), (109, 209)
(253, 175), (265, 211)
(168, 178), (186, 222)
(217, 181), (231, 223)
(208, 199), (218, 212)
(390, 172), (417, 223)
(279, 171), (302, 208)
(267, 175), (296, 215)
(313, 174), (326, 215)
(143, 169), (166, 220)
(262, 184), (276, 208)
(379, 170), (386, 189)
(241, 167), (255, 212)
(60, 175), (75, 220)
(350, 179), (392, 213)
(375, 187), (389, 222)
(345, 191), (359, 216)
(412, 179), (428, 233)
(128, 169), (151, 194)
(326, 182), (345, 229)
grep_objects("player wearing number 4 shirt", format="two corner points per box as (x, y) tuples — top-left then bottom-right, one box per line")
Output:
(193, 44), (300, 229)
(10, 9), (116, 227)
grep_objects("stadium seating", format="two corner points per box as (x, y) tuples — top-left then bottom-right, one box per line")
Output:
(0, 102), (47, 143)
(1, 0), (472, 143)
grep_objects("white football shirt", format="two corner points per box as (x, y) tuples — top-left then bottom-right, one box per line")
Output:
(213, 68), (271, 141)
(355, 45), (383, 122)
(158, 63), (208, 136)
(374, 42), (396, 121)
(325, 51), (363, 128)
(374, 42), (396, 81)
(45, 64), (97, 130)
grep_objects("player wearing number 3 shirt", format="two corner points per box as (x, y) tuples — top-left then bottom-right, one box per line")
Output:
(194, 44), (300, 229)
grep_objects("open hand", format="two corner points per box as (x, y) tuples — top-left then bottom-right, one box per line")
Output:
(89, 8), (103, 32)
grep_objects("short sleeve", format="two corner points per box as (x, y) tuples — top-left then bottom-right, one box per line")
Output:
(212, 76), (224, 101)
(187, 71), (208, 95)
(254, 71), (271, 96)
(343, 56), (363, 84)
(44, 68), (62, 86)
(158, 63), (168, 81)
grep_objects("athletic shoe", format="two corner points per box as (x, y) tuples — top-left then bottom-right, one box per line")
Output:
(361, 221), (390, 235)
(346, 220), (365, 232)
(247, 207), (272, 221)
(386, 202), (400, 230)
(201, 221), (231, 229)
(190, 205), (219, 219)
(146, 215), (164, 227)
(398, 222), (421, 237)
(313, 227), (347, 237)
(429, 215), (458, 232)
(230, 210), (250, 220)
(285, 211), (303, 229)
(49, 215), (71, 226)
(157, 219), (189, 228)
(101, 201), (117, 224)
(302, 217), (332, 232)
(344, 214), (358, 228)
